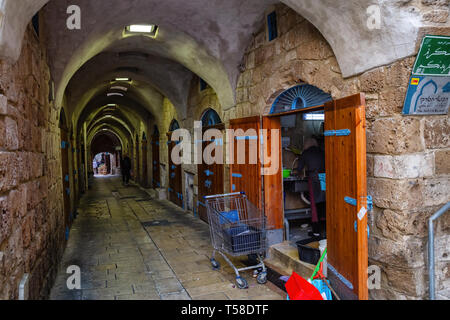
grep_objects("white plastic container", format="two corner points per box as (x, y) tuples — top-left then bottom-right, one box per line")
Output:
(319, 239), (327, 277)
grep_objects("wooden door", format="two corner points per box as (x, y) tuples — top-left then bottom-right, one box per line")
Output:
(229, 116), (262, 209)
(197, 125), (225, 222)
(152, 134), (161, 188)
(262, 116), (284, 230)
(60, 129), (71, 236)
(324, 93), (368, 300)
(142, 139), (148, 187)
(135, 138), (140, 183)
(167, 133), (183, 208)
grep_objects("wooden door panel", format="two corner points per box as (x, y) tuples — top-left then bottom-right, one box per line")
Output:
(142, 140), (148, 187)
(229, 116), (261, 209)
(152, 135), (160, 188)
(198, 138), (224, 223)
(167, 138), (183, 208)
(324, 93), (368, 300)
(262, 116), (283, 230)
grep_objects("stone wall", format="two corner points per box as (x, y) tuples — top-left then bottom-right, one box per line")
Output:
(232, 4), (449, 299)
(0, 25), (66, 299)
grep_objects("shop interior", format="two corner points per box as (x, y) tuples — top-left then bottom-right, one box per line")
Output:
(279, 110), (326, 257)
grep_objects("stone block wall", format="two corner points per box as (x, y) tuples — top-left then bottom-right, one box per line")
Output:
(0, 25), (65, 299)
(230, 4), (449, 299)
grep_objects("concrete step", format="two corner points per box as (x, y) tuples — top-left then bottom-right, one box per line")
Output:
(265, 241), (315, 280)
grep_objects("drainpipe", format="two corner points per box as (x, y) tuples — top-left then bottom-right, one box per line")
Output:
(428, 202), (450, 300)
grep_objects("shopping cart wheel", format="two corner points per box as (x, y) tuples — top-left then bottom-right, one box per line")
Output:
(257, 271), (268, 284)
(236, 276), (248, 289)
(210, 258), (220, 270)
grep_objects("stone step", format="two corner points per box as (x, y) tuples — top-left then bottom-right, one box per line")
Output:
(265, 241), (315, 280)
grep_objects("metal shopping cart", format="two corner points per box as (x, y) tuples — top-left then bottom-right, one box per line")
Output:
(205, 192), (268, 289)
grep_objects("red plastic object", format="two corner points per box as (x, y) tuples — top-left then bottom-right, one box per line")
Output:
(285, 272), (323, 300)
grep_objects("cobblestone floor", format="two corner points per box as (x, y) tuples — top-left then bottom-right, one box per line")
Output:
(49, 176), (283, 300)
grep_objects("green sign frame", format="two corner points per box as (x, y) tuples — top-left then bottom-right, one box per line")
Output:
(412, 35), (450, 77)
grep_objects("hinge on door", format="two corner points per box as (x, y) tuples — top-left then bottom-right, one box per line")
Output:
(345, 196), (373, 211)
(324, 129), (351, 137)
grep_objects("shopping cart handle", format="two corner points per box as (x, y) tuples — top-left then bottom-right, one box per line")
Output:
(204, 192), (245, 199)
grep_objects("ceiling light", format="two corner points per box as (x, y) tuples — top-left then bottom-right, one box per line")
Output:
(127, 24), (155, 33)
(107, 93), (124, 97)
(107, 104), (116, 107)
(111, 86), (128, 92)
(114, 77), (131, 82)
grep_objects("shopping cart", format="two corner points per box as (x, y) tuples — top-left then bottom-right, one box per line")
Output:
(205, 192), (268, 289)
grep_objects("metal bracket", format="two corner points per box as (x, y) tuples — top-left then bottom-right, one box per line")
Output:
(324, 129), (351, 137)
(345, 196), (373, 211)
(232, 173), (242, 178)
(205, 170), (214, 176)
(205, 180), (212, 189)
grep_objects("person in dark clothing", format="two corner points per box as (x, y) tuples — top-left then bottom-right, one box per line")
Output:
(121, 154), (132, 186)
(297, 138), (326, 237)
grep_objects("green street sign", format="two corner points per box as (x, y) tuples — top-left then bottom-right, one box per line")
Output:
(413, 35), (450, 77)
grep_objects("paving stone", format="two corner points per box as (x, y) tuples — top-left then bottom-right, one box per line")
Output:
(49, 177), (282, 301)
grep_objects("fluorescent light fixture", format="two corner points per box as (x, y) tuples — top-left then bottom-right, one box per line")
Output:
(114, 77), (131, 82)
(107, 104), (116, 107)
(110, 86), (128, 92)
(107, 93), (124, 97)
(128, 24), (155, 33)
(303, 113), (325, 121)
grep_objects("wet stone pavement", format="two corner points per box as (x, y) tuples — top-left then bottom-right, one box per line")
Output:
(50, 176), (283, 300)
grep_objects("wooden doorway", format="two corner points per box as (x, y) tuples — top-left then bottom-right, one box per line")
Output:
(142, 132), (148, 187)
(59, 110), (71, 239)
(167, 120), (183, 208)
(197, 109), (224, 223)
(152, 126), (161, 188)
(324, 93), (368, 300)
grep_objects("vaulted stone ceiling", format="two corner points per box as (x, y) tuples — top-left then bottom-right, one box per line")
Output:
(0, 0), (441, 137)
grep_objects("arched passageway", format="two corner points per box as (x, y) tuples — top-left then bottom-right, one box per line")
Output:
(0, 0), (447, 301)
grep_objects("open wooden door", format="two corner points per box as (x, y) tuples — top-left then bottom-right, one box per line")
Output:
(324, 93), (368, 300)
(152, 134), (161, 188)
(229, 116), (262, 209)
(197, 124), (225, 222)
(142, 137), (148, 187)
(167, 132), (183, 208)
(262, 116), (284, 231)
(60, 129), (71, 239)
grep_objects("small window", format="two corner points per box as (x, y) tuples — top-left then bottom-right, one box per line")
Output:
(267, 11), (278, 41)
(169, 120), (180, 132)
(199, 78), (208, 91)
(201, 109), (222, 127)
(32, 13), (40, 37)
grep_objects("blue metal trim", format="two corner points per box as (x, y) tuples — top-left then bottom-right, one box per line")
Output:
(232, 173), (243, 178)
(205, 170), (213, 176)
(197, 201), (206, 208)
(335, 129), (351, 136)
(61, 141), (66, 149)
(205, 180), (212, 188)
(328, 263), (354, 290)
(65, 174), (69, 182)
(232, 184), (236, 191)
(168, 187), (173, 192)
(324, 130), (335, 137)
(171, 165), (176, 170)
(346, 196), (373, 211)
(345, 197), (357, 206)
(235, 136), (258, 141)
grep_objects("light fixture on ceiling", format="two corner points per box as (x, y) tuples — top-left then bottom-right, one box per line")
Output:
(114, 77), (131, 82)
(125, 24), (158, 38)
(128, 24), (155, 33)
(107, 92), (124, 97)
(110, 86), (128, 92)
(106, 104), (116, 107)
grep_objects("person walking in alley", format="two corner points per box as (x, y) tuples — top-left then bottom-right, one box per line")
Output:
(297, 138), (326, 238)
(121, 154), (132, 186)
